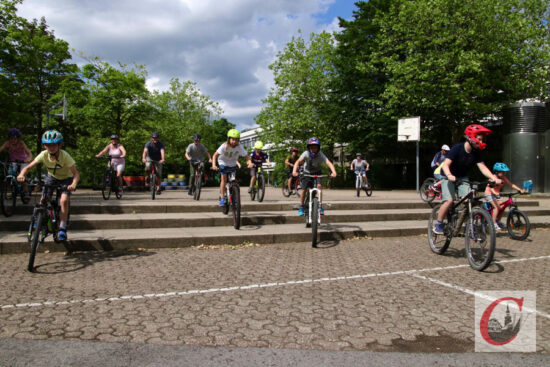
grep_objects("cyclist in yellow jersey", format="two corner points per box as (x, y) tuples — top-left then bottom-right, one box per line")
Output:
(18, 130), (79, 240)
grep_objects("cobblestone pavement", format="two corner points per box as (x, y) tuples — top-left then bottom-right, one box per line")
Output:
(0, 230), (549, 355)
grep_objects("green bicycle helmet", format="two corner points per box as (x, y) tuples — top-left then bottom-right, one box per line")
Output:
(42, 130), (63, 144)
(227, 129), (240, 139)
(254, 141), (264, 150)
(493, 162), (510, 172)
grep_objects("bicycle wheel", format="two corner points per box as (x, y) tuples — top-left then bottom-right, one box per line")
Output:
(101, 169), (112, 200)
(304, 193), (311, 228)
(231, 185), (241, 229)
(282, 177), (291, 197)
(28, 210), (45, 272)
(1, 178), (16, 217)
(257, 174), (265, 202)
(311, 196), (319, 247)
(420, 178), (436, 203)
(465, 207), (496, 271)
(249, 183), (256, 201)
(150, 173), (156, 200)
(428, 204), (452, 254)
(113, 174), (122, 199)
(27, 210), (37, 242)
(507, 209), (530, 241)
(356, 176), (361, 197)
(364, 182), (372, 197)
(193, 170), (202, 201)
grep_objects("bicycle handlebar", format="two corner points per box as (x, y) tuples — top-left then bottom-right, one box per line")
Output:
(301, 174), (332, 178)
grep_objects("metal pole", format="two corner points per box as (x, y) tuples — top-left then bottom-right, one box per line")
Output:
(416, 140), (420, 193)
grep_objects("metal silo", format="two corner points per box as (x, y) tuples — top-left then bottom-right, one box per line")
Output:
(502, 102), (546, 193)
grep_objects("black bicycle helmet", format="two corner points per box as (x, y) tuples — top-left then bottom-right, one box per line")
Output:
(110, 134), (119, 140)
(151, 131), (160, 138)
(8, 128), (22, 138)
(193, 133), (201, 140)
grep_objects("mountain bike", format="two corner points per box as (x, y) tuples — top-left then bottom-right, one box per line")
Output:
(250, 165), (266, 202)
(1, 160), (32, 217)
(282, 168), (302, 197)
(220, 167), (241, 229)
(27, 183), (70, 272)
(483, 192), (530, 240)
(354, 171), (372, 197)
(98, 156), (121, 200)
(302, 174), (330, 248)
(147, 161), (161, 200)
(420, 177), (441, 203)
(190, 160), (205, 201)
(428, 180), (496, 271)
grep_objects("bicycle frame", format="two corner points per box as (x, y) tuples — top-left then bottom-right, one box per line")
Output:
(307, 187), (322, 225)
(484, 194), (516, 216)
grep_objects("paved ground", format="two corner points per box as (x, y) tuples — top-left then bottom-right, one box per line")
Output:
(0, 227), (549, 365)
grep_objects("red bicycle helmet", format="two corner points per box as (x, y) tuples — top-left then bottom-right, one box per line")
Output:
(464, 124), (492, 150)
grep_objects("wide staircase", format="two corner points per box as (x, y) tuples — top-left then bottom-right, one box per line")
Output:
(1, 187), (549, 254)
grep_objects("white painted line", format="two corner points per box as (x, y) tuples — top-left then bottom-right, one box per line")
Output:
(1, 255), (548, 310)
(410, 272), (550, 320)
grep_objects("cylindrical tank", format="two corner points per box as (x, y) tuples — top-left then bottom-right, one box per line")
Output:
(502, 102), (546, 193)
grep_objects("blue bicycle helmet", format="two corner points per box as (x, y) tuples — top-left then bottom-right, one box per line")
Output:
(42, 130), (63, 144)
(8, 128), (22, 138)
(493, 162), (510, 172)
(306, 137), (320, 158)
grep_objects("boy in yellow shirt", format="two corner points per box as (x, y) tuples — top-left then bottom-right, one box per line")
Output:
(18, 130), (79, 240)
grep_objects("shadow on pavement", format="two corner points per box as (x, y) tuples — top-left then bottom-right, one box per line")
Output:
(32, 249), (156, 274)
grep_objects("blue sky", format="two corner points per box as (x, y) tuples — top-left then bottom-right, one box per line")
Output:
(17, 0), (361, 131)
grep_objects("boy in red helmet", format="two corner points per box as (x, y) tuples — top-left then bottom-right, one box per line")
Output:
(433, 124), (501, 234)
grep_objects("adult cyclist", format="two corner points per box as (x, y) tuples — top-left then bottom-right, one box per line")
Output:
(350, 153), (370, 189)
(142, 132), (165, 195)
(185, 133), (212, 196)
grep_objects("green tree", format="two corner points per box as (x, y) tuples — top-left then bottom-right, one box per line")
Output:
(255, 31), (339, 151)
(0, 1), (78, 154)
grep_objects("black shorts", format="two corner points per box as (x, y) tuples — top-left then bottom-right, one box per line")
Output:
(43, 175), (73, 196)
(300, 171), (322, 190)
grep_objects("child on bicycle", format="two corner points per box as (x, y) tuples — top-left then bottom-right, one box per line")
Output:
(292, 137), (337, 216)
(17, 130), (79, 241)
(350, 153), (370, 188)
(284, 147), (300, 192)
(248, 141), (272, 193)
(484, 162), (524, 230)
(0, 128), (33, 198)
(433, 124), (501, 235)
(212, 129), (253, 206)
(96, 134), (126, 196)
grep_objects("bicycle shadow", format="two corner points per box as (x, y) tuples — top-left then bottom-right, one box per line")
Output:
(314, 223), (366, 249)
(32, 249), (156, 274)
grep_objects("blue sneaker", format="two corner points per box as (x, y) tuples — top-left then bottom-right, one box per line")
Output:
(320, 207), (324, 215)
(298, 206), (304, 216)
(58, 228), (67, 241)
(219, 197), (226, 207)
(433, 221), (445, 235)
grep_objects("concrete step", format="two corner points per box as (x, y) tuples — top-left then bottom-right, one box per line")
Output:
(3, 207), (550, 231)
(2, 216), (550, 254)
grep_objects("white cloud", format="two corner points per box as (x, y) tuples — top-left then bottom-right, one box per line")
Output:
(17, 0), (344, 129)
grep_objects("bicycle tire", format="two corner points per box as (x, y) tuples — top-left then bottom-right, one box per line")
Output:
(194, 170), (202, 201)
(249, 183), (256, 201)
(428, 204), (452, 254)
(1, 178), (15, 217)
(420, 178), (436, 203)
(282, 177), (291, 197)
(304, 192), (311, 228)
(28, 210), (44, 272)
(257, 174), (265, 202)
(101, 169), (112, 200)
(151, 173), (156, 200)
(465, 207), (496, 271)
(231, 185), (241, 229)
(507, 208), (530, 241)
(364, 183), (372, 197)
(311, 196), (319, 247)
(113, 174), (122, 199)
(27, 212), (36, 242)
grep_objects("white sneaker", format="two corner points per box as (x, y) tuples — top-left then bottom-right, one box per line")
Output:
(494, 223), (502, 231)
